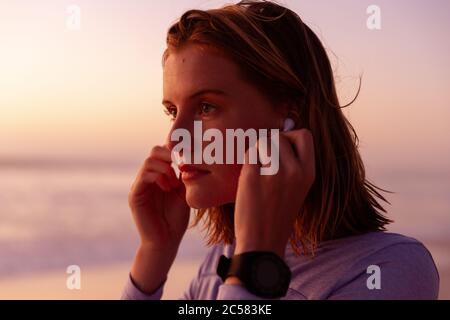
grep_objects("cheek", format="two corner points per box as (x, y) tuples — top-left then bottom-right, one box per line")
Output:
(213, 163), (242, 196)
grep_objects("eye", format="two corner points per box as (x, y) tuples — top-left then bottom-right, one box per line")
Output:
(199, 103), (217, 117)
(164, 105), (177, 120)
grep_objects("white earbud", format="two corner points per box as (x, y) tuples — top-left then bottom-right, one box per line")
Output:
(283, 118), (295, 132)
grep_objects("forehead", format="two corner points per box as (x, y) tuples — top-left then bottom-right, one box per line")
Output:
(163, 44), (243, 98)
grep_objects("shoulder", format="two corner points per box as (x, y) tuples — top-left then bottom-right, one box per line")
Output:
(315, 231), (437, 262)
(340, 232), (439, 276)
(326, 232), (440, 299)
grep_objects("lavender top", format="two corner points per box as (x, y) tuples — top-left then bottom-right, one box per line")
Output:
(121, 232), (439, 300)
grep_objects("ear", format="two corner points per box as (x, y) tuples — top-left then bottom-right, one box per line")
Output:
(276, 101), (299, 130)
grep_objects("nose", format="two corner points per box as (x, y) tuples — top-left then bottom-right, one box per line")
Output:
(165, 111), (194, 151)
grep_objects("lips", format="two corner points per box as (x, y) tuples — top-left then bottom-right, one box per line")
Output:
(178, 164), (211, 181)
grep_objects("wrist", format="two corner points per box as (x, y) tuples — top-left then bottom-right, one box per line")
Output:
(130, 244), (176, 294)
(224, 276), (243, 286)
(139, 240), (180, 254)
(235, 242), (286, 259)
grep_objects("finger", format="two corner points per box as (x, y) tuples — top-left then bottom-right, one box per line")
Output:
(256, 133), (283, 176)
(242, 140), (260, 176)
(277, 134), (299, 172)
(136, 171), (171, 192)
(155, 174), (171, 192)
(282, 129), (315, 181)
(257, 134), (273, 167)
(149, 145), (172, 163)
(143, 158), (181, 188)
(160, 144), (182, 180)
(173, 176), (187, 202)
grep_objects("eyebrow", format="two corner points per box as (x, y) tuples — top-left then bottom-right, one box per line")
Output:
(162, 88), (228, 106)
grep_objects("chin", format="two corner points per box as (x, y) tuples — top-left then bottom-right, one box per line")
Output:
(185, 184), (235, 209)
(185, 188), (221, 209)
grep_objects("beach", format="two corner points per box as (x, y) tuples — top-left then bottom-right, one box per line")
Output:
(0, 254), (449, 300)
(0, 166), (448, 300)
(0, 260), (200, 300)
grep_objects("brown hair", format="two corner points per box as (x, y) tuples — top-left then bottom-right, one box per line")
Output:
(163, 0), (392, 255)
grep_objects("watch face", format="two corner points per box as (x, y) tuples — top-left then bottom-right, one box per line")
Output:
(254, 258), (280, 287)
(251, 254), (287, 293)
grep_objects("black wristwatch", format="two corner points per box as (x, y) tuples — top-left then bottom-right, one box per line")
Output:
(216, 251), (291, 299)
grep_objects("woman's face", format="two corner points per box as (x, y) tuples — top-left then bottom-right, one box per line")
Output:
(163, 44), (283, 208)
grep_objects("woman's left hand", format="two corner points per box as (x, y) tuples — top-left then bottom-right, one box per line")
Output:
(233, 129), (316, 258)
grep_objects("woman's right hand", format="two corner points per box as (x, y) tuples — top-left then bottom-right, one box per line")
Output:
(128, 145), (190, 251)
(127, 145), (190, 294)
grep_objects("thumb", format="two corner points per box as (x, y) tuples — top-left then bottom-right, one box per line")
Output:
(241, 140), (260, 176)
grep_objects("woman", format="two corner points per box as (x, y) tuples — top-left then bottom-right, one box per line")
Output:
(122, 0), (439, 299)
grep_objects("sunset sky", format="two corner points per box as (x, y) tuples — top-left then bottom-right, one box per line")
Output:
(1, 0), (449, 172)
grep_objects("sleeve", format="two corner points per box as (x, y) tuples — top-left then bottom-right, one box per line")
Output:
(327, 242), (440, 300)
(217, 284), (272, 300)
(180, 245), (223, 300)
(182, 244), (289, 300)
(179, 272), (197, 300)
(120, 273), (165, 300)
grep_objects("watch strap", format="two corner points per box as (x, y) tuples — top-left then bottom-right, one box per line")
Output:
(216, 251), (291, 298)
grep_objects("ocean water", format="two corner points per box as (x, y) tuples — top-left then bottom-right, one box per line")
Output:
(0, 159), (449, 281)
(0, 160), (207, 279)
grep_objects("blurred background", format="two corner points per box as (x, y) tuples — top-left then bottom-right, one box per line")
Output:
(0, 0), (449, 299)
